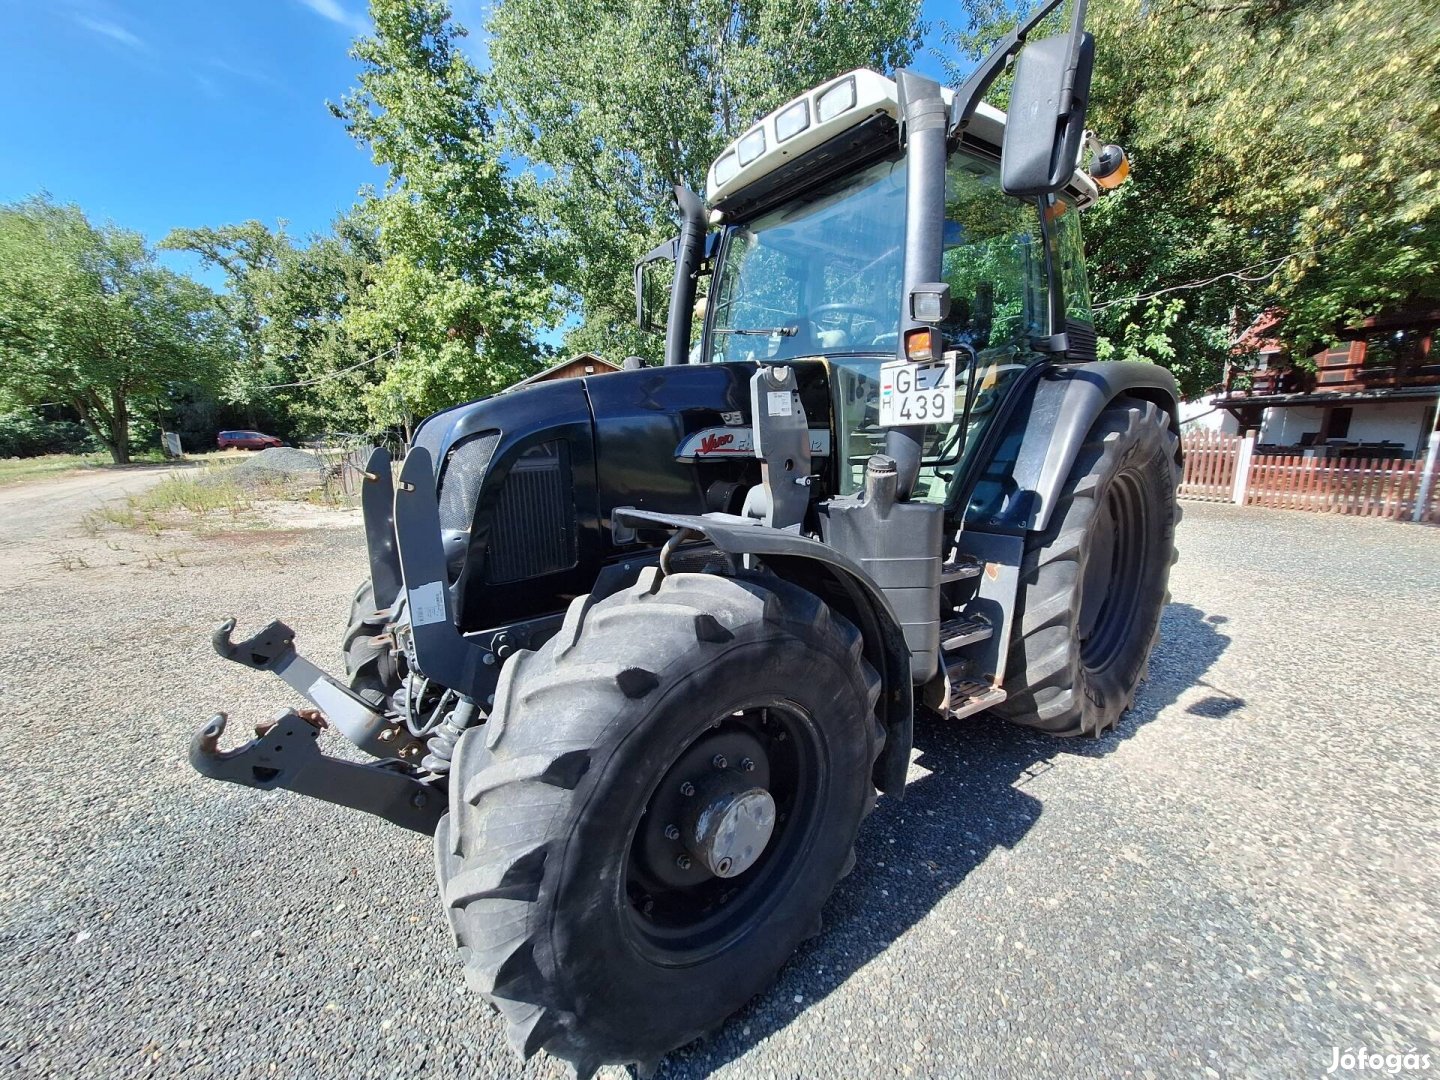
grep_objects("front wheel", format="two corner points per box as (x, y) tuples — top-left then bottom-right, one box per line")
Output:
(994, 396), (1180, 736)
(437, 570), (883, 1076)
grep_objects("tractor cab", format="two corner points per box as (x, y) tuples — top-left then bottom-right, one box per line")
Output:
(639, 71), (1110, 510)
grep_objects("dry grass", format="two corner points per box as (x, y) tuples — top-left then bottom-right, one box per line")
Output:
(85, 466), (354, 536)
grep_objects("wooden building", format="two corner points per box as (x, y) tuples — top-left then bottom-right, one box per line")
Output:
(1210, 308), (1440, 460)
(507, 353), (620, 393)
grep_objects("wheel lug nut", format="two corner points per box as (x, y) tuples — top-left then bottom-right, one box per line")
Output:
(680, 781), (695, 797)
(676, 854), (692, 870)
(712, 754), (728, 770)
(663, 824), (680, 841)
(740, 757), (756, 772)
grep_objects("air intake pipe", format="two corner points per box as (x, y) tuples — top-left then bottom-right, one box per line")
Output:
(886, 70), (950, 497)
(666, 185), (707, 366)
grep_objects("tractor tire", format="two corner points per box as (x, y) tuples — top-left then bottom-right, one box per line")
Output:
(342, 579), (394, 701)
(436, 569), (883, 1077)
(993, 397), (1179, 737)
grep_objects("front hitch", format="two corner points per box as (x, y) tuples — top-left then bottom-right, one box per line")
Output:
(190, 710), (443, 835)
(210, 617), (423, 760)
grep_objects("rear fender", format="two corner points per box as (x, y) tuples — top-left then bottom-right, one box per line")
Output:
(614, 508), (914, 797)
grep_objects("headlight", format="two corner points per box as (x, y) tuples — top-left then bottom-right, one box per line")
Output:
(775, 99), (810, 142)
(816, 76), (856, 122)
(713, 151), (739, 186)
(736, 127), (766, 166)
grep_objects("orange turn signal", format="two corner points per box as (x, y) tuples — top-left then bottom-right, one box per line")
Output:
(1091, 143), (1130, 190)
(904, 327), (938, 363)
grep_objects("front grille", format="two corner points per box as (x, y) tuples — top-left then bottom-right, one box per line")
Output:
(484, 441), (577, 584)
(438, 431), (500, 531)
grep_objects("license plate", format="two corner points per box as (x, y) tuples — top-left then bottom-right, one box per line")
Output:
(878, 358), (955, 427)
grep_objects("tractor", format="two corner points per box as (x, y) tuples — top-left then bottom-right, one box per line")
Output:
(190, 1), (1180, 1074)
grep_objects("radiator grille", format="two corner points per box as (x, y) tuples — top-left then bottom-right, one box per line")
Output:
(484, 441), (577, 584)
(438, 431), (500, 531)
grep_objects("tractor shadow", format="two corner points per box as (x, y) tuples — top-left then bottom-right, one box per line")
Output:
(652, 602), (1233, 1078)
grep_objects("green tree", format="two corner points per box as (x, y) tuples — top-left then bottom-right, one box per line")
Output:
(332, 0), (554, 425)
(944, 0), (1440, 395)
(0, 196), (234, 463)
(161, 221), (292, 411)
(1150, 0), (1440, 356)
(488, 0), (924, 360)
(261, 214), (385, 435)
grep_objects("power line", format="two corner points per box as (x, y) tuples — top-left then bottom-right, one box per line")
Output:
(259, 344), (399, 390)
(1091, 250), (1321, 313)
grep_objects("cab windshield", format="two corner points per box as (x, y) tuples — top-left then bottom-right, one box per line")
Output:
(708, 156), (906, 363)
(707, 148), (1052, 502)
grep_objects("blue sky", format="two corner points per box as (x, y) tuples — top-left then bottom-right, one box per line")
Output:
(0, 0), (956, 288)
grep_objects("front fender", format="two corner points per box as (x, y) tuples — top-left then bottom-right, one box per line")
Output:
(615, 508), (914, 797)
(976, 361), (1180, 534)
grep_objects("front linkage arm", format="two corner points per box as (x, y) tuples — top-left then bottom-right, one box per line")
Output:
(189, 616), (441, 834)
(190, 710), (442, 835)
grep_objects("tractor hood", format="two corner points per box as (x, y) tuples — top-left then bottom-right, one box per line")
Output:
(409, 362), (833, 634)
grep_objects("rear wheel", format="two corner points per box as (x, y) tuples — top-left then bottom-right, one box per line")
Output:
(437, 570), (883, 1076)
(994, 397), (1179, 736)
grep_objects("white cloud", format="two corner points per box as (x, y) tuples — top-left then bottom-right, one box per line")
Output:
(208, 57), (286, 93)
(295, 0), (370, 35)
(73, 15), (147, 51)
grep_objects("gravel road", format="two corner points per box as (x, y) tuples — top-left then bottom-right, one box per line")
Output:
(0, 464), (183, 576)
(1, 497), (1436, 1079)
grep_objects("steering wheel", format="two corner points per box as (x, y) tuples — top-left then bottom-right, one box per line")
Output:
(809, 302), (889, 332)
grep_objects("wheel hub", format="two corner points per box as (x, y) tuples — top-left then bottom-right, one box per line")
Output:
(686, 784), (776, 878)
(622, 702), (823, 962)
(632, 726), (775, 891)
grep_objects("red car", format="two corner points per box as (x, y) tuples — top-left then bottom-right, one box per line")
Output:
(216, 430), (283, 451)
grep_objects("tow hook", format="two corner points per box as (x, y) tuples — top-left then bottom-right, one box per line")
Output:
(189, 710), (443, 835)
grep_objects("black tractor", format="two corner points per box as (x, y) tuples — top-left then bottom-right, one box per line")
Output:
(191, 3), (1180, 1074)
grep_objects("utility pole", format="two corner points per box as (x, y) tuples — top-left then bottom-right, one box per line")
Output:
(1413, 397), (1440, 523)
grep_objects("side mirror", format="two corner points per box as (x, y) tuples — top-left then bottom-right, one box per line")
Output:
(633, 238), (677, 334)
(1000, 31), (1094, 197)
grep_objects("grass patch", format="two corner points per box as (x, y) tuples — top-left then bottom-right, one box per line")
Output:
(135, 475), (255, 514)
(0, 449), (171, 486)
(0, 452), (110, 485)
(86, 474), (257, 535)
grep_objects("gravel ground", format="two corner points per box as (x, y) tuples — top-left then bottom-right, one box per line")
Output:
(221, 447), (326, 487)
(0, 499), (1436, 1079)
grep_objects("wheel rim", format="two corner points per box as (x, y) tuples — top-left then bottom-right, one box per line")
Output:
(621, 700), (823, 965)
(1077, 469), (1150, 675)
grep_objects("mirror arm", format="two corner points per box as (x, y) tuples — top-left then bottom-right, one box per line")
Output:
(950, 0), (1070, 135)
(1055, 0), (1090, 119)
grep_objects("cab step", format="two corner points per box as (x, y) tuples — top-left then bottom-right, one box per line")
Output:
(947, 678), (1008, 719)
(940, 557), (984, 583)
(939, 616), (994, 651)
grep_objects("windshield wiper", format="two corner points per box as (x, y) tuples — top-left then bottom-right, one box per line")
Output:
(714, 326), (798, 337)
